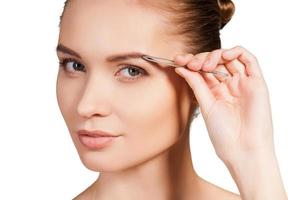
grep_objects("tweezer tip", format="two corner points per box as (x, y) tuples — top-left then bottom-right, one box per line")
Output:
(141, 55), (154, 62)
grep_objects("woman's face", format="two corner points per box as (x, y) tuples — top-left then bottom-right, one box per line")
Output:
(56, 0), (195, 172)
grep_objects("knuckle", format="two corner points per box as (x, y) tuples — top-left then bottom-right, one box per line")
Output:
(173, 56), (185, 66)
(213, 48), (223, 54)
(186, 53), (194, 58)
(235, 45), (244, 51)
(173, 54), (184, 60)
(175, 53), (185, 58)
(244, 51), (258, 64)
(233, 45), (259, 64)
(187, 57), (201, 66)
(195, 52), (209, 59)
(185, 54), (195, 62)
(250, 52), (258, 63)
(250, 55), (258, 63)
(212, 50), (223, 60)
(173, 54), (183, 61)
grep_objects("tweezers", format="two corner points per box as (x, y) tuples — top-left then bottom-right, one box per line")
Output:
(141, 55), (228, 77)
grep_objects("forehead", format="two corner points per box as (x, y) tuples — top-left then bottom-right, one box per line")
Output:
(59, 0), (182, 59)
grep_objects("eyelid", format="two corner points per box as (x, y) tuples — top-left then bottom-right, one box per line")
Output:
(59, 57), (146, 71)
(116, 63), (146, 72)
(59, 57), (83, 67)
(59, 57), (148, 80)
(115, 64), (148, 81)
(59, 57), (86, 73)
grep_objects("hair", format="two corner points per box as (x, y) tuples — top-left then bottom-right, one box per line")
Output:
(166, 0), (235, 122)
(164, 0), (235, 54)
(59, 0), (235, 123)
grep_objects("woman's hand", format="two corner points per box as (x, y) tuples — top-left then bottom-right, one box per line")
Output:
(173, 46), (287, 199)
(174, 46), (273, 161)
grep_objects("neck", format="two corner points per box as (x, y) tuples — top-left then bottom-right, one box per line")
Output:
(90, 130), (202, 200)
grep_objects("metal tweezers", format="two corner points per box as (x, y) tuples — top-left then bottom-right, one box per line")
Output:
(141, 55), (228, 77)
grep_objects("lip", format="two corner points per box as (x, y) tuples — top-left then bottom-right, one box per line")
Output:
(77, 130), (120, 150)
(77, 129), (119, 137)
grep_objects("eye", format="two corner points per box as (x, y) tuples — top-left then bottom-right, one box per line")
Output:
(59, 58), (148, 81)
(116, 65), (147, 81)
(59, 58), (86, 73)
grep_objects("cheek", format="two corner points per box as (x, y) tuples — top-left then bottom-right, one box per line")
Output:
(108, 78), (191, 169)
(116, 79), (179, 137)
(115, 77), (192, 137)
(56, 75), (81, 126)
(56, 73), (192, 172)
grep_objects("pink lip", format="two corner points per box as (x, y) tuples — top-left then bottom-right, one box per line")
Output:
(77, 130), (120, 150)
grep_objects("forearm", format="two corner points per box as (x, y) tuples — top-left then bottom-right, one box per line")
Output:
(223, 149), (287, 200)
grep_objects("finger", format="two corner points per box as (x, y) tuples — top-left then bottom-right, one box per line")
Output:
(212, 64), (232, 82)
(202, 49), (228, 72)
(200, 73), (235, 105)
(174, 67), (216, 119)
(196, 70), (237, 104)
(202, 72), (220, 89)
(173, 54), (194, 67)
(224, 59), (247, 78)
(199, 48), (254, 79)
(185, 52), (210, 71)
(226, 72), (241, 98)
(201, 64), (229, 85)
(206, 59), (247, 79)
(222, 46), (263, 78)
(211, 81), (235, 103)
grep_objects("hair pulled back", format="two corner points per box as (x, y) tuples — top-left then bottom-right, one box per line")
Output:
(59, 0), (235, 121)
(164, 0), (235, 54)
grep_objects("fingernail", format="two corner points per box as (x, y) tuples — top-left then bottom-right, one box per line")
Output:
(174, 55), (184, 63)
(175, 68), (185, 76)
(175, 68), (181, 75)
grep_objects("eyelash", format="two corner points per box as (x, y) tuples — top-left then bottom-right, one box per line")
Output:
(58, 58), (147, 81)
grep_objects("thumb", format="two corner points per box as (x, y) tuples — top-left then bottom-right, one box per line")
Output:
(175, 67), (216, 119)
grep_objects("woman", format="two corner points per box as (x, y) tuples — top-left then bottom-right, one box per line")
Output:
(56, 0), (287, 199)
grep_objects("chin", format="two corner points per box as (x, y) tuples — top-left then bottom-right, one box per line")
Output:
(72, 136), (177, 173)
(77, 148), (164, 173)
(71, 135), (128, 172)
(79, 153), (118, 172)
(76, 150), (136, 173)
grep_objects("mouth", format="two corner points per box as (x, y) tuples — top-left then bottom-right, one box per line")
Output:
(77, 130), (121, 150)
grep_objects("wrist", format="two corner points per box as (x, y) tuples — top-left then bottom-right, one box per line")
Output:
(223, 149), (287, 200)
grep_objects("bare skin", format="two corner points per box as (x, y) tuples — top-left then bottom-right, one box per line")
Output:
(56, 1), (286, 199)
(73, 132), (240, 200)
(173, 48), (288, 199)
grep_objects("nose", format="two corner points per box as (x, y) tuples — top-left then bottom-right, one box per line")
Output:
(76, 75), (112, 118)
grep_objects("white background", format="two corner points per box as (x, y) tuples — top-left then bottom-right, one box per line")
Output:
(0, 0), (300, 199)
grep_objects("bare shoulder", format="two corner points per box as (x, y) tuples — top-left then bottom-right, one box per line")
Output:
(73, 177), (240, 200)
(198, 177), (241, 200)
(72, 182), (95, 200)
(72, 190), (89, 200)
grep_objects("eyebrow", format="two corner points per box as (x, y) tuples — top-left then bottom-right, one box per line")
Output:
(56, 43), (145, 62)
